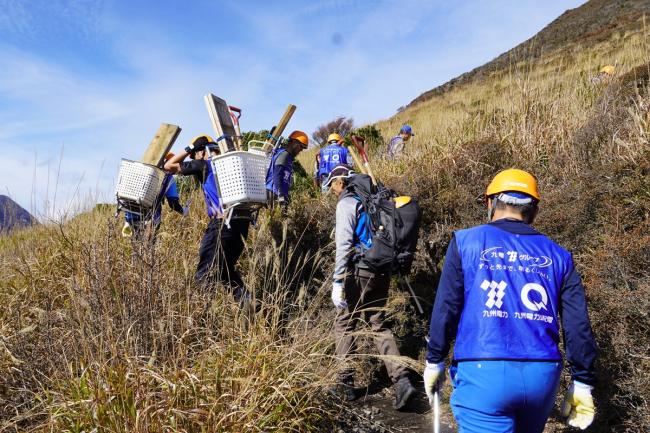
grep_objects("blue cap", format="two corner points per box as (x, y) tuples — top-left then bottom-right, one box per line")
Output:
(400, 124), (414, 135)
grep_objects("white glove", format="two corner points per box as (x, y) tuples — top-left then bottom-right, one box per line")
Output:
(561, 380), (595, 430)
(331, 281), (347, 309)
(121, 222), (133, 238)
(182, 206), (190, 217)
(423, 361), (445, 404)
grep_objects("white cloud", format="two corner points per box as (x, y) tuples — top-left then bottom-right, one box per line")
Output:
(0, 0), (586, 217)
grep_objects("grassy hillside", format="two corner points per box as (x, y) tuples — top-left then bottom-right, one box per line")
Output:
(371, 15), (650, 433)
(407, 0), (650, 107)
(2, 5), (650, 433)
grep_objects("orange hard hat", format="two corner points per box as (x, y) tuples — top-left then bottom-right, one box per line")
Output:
(486, 169), (540, 201)
(289, 130), (309, 149)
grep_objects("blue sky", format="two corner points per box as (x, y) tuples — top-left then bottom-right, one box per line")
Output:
(0, 0), (585, 219)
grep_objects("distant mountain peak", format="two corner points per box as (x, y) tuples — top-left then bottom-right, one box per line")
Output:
(0, 195), (37, 233)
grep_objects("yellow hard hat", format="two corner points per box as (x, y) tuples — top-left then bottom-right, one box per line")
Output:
(289, 130), (309, 149)
(486, 169), (540, 201)
(191, 134), (215, 146)
(327, 133), (343, 143)
(600, 65), (615, 75)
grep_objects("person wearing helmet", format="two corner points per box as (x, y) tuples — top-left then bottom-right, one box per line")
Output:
(599, 65), (615, 76)
(317, 133), (350, 192)
(324, 164), (417, 410)
(386, 124), (414, 159)
(164, 135), (253, 302)
(122, 152), (184, 240)
(265, 130), (308, 209)
(423, 169), (598, 433)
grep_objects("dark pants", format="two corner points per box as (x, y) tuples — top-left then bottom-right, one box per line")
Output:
(196, 217), (250, 300)
(334, 267), (407, 384)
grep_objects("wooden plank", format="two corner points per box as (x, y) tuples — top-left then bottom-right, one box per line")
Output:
(141, 123), (182, 167)
(262, 104), (296, 152)
(204, 93), (237, 154)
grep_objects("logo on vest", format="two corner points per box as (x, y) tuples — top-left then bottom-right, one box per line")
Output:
(481, 280), (507, 309)
(480, 247), (552, 268)
(520, 283), (548, 311)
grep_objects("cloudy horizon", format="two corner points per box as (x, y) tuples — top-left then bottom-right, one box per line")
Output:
(0, 0), (586, 219)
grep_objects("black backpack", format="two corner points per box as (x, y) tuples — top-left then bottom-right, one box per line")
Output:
(346, 174), (422, 274)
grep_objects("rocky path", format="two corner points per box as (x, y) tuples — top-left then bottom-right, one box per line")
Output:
(336, 381), (455, 433)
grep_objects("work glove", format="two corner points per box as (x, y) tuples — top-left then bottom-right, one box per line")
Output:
(331, 281), (347, 309)
(562, 380), (595, 430)
(423, 361), (445, 404)
(184, 142), (206, 154)
(182, 206), (190, 217)
(121, 222), (133, 238)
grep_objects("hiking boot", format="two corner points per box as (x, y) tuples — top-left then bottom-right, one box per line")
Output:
(393, 377), (416, 410)
(329, 377), (357, 402)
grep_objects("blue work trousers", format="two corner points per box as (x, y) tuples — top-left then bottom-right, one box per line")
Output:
(450, 360), (562, 433)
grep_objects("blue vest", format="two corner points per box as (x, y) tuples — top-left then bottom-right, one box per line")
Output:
(318, 145), (349, 179)
(453, 224), (572, 361)
(265, 148), (294, 199)
(202, 162), (222, 218)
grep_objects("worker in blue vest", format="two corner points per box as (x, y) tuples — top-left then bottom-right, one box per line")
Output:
(122, 152), (184, 240)
(265, 130), (308, 209)
(165, 135), (253, 303)
(318, 133), (350, 192)
(423, 169), (597, 433)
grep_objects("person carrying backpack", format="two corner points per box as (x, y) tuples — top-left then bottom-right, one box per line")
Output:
(122, 152), (185, 240)
(423, 169), (598, 432)
(324, 164), (417, 410)
(164, 135), (252, 303)
(318, 133), (350, 192)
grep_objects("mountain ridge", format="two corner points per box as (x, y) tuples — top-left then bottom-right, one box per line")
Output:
(406, 0), (650, 108)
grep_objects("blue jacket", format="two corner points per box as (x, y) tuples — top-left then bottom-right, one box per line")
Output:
(318, 145), (349, 179)
(125, 174), (178, 225)
(426, 219), (597, 385)
(265, 147), (294, 200)
(179, 160), (222, 218)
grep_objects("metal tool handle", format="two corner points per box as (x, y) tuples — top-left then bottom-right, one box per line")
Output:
(433, 390), (440, 433)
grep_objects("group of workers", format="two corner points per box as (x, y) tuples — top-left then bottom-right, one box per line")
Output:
(122, 123), (598, 432)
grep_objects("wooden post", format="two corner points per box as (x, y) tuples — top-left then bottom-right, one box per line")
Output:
(141, 123), (182, 167)
(262, 104), (296, 152)
(204, 93), (238, 154)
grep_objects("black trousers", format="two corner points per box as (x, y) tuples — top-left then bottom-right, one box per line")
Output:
(195, 217), (250, 300)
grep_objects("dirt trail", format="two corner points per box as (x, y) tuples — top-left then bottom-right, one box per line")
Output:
(341, 384), (455, 433)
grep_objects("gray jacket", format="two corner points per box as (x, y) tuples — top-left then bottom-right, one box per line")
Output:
(334, 190), (359, 282)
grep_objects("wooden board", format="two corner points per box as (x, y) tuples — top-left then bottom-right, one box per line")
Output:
(262, 104), (296, 152)
(204, 93), (237, 153)
(140, 123), (182, 167)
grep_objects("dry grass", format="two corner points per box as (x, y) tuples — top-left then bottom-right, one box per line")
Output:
(3, 14), (650, 433)
(0, 201), (362, 432)
(363, 20), (650, 433)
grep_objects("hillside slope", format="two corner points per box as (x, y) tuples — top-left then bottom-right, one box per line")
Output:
(408, 0), (650, 107)
(1, 2), (650, 433)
